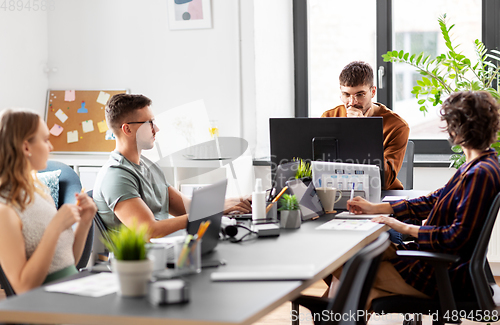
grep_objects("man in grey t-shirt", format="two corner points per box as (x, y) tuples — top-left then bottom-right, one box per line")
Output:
(94, 94), (250, 238)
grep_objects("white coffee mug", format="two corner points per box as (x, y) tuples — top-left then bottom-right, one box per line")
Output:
(316, 187), (342, 213)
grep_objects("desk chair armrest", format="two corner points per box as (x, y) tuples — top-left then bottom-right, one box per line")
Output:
(396, 251), (460, 264)
(396, 250), (459, 317)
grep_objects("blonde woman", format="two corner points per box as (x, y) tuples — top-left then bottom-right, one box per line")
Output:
(0, 109), (96, 294)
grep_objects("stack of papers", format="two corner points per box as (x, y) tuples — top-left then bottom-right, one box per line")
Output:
(44, 273), (118, 297)
(316, 219), (378, 231)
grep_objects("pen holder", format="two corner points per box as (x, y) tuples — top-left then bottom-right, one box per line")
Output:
(266, 201), (278, 221)
(174, 238), (202, 275)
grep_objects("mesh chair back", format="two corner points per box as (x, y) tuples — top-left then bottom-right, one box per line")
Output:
(323, 232), (390, 325)
(470, 192), (500, 310)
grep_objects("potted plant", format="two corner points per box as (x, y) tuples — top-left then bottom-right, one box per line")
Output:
(294, 158), (312, 184)
(104, 222), (153, 297)
(382, 14), (500, 168)
(278, 194), (301, 229)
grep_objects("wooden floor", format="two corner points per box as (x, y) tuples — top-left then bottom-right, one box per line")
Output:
(0, 281), (498, 325)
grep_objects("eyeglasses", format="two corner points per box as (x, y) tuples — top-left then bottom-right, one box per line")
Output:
(340, 87), (374, 102)
(123, 119), (156, 131)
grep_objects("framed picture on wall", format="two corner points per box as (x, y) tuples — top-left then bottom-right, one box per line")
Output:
(167, 0), (212, 30)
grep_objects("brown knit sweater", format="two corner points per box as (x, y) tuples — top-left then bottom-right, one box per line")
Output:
(321, 103), (409, 190)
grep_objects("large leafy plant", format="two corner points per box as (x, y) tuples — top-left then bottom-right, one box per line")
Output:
(104, 221), (149, 261)
(382, 14), (500, 168)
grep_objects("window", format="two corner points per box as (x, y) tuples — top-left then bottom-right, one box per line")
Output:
(297, 0), (498, 154)
(392, 1), (481, 139)
(308, 0), (377, 118)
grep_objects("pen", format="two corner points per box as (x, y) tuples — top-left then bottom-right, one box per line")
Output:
(76, 188), (85, 206)
(349, 183), (354, 214)
(266, 186), (288, 214)
(177, 234), (193, 268)
(189, 221), (211, 259)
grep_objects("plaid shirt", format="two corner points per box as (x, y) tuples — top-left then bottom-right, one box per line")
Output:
(390, 148), (500, 298)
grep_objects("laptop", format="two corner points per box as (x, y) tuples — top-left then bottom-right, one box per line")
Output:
(186, 179), (228, 255)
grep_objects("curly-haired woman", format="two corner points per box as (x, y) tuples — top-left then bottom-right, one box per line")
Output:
(344, 91), (500, 306)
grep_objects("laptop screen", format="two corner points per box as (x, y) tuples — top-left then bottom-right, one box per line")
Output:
(186, 179), (227, 255)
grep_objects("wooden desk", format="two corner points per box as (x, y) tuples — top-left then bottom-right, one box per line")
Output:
(0, 214), (388, 325)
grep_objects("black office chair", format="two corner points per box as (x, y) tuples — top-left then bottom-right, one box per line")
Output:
(371, 192), (500, 325)
(397, 140), (415, 190)
(87, 190), (114, 251)
(292, 232), (390, 325)
(0, 264), (15, 297)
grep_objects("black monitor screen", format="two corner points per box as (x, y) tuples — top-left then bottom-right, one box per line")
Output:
(269, 117), (384, 186)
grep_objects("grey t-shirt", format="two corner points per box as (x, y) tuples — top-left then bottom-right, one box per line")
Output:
(94, 150), (170, 229)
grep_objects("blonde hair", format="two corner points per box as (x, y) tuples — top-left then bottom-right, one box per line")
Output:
(0, 109), (46, 211)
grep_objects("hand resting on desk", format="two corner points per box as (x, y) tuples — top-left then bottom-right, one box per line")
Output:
(348, 196), (420, 237)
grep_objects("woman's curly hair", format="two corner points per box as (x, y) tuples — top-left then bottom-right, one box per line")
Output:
(440, 91), (500, 150)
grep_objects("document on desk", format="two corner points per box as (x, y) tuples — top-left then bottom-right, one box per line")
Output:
(334, 211), (390, 219)
(44, 273), (118, 297)
(211, 264), (315, 281)
(316, 219), (379, 231)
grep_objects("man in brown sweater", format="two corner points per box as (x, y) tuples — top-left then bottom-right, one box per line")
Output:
(322, 61), (409, 190)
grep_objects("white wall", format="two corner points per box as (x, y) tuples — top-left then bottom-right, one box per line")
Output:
(253, 0), (295, 159)
(47, 0), (242, 137)
(0, 10), (49, 114)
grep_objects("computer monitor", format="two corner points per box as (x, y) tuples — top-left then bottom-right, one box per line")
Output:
(269, 117), (384, 186)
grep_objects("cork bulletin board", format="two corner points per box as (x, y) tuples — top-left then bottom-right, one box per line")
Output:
(45, 90), (127, 153)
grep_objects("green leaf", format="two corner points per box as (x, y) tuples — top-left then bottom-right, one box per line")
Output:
(451, 145), (463, 153)
(419, 106), (428, 113)
(398, 50), (404, 59)
(417, 80), (425, 87)
(422, 77), (431, 85)
(416, 52), (424, 65)
(410, 54), (416, 63)
(382, 53), (392, 62)
(403, 52), (409, 61)
(432, 78), (439, 87)
(417, 99), (426, 105)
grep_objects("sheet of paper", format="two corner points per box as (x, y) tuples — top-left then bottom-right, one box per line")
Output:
(49, 124), (63, 137)
(382, 196), (409, 202)
(334, 212), (390, 220)
(64, 90), (75, 102)
(316, 219), (378, 231)
(44, 273), (118, 297)
(82, 120), (94, 133)
(97, 120), (108, 133)
(55, 109), (68, 123)
(67, 130), (78, 143)
(96, 91), (111, 105)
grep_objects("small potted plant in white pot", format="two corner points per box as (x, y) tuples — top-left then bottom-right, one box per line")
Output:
(104, 221), (153, 297)
(278, 194), (301, 229)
